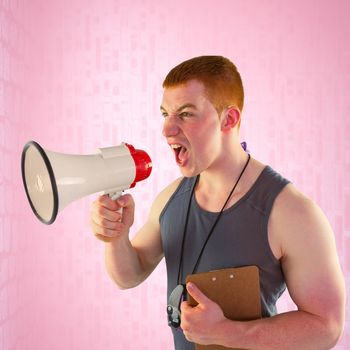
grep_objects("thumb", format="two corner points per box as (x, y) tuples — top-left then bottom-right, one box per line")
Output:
(186, 282), (211, 306)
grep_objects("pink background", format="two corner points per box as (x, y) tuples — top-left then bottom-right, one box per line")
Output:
(1, 0), (349, 349)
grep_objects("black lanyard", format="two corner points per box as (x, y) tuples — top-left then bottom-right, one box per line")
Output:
(176, 153), (251, 285)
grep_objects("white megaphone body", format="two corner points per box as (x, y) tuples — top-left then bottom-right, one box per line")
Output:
(21, 141), (153, 225)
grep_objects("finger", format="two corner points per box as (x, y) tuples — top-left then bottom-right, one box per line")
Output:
(91, 204), (122, 223)
(180, 300), (193, 313)
(186, 282), (211, 306)
(97, 194), (120, 211)
(91, 214), (120, 230)
(90, 218), (123, 237)
(180, 301), (194, 332)
(182, 331), (193, 342)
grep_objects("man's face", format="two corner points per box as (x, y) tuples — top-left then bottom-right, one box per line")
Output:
(160, 79), (223, 177)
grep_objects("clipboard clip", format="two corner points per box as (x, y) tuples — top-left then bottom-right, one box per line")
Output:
(167, 284), (186, 328)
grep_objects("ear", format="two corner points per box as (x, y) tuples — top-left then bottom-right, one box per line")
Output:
(221, 106), (241, 132)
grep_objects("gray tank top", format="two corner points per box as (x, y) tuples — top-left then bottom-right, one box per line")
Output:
(160, 165), (290, 350)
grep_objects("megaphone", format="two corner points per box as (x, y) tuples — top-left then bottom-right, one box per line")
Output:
(21, 141), (152, 225)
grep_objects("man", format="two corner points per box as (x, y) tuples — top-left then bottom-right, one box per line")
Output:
(90, 56), (345, 349)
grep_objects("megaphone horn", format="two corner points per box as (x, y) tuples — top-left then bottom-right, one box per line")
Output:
(21, 141), (152, 225)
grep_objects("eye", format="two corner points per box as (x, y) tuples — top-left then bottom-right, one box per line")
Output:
(161, 112), (168, 118)
(179, 112), (193, 118)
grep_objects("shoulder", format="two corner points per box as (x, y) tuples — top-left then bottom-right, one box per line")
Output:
(156, 177), (185, 206)
(273, 183), (328, 229)
(273, 183), (315, 217)
(269, 182), (334, 259)
(148, 177), (184, 222)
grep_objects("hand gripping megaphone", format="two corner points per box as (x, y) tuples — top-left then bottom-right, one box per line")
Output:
(21, 141), (152, 225)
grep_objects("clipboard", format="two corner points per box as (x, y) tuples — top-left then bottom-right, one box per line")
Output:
(185, 265), (261, 350)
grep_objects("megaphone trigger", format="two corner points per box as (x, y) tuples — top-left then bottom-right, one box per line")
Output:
(109, 191), (123, 201)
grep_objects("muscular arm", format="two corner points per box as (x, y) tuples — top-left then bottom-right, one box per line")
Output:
(181, 185), (346, 349)
(91, 178), (182, 289)
(104, 192), (166, 289)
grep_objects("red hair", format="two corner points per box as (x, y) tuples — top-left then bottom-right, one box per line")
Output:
(162, 56), (244, 114)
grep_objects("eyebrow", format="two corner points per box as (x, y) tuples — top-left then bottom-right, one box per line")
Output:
(160, 103), (198, 113)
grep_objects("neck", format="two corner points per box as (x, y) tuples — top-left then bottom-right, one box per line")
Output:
(198, 141), (251, 195)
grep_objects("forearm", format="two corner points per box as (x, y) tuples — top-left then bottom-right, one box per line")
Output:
(216, 310), (342, 350)
(104, 235), (146, 289)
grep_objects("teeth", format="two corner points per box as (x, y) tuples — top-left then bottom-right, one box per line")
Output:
(170, 144), (182, 149)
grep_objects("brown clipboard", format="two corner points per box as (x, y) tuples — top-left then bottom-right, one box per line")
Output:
(185, 265), (261, 350)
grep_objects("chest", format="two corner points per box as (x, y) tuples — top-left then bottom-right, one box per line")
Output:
(161, 197), (273, 278)
(194, 189), (248, 213)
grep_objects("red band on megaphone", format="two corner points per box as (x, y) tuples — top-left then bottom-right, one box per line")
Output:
(125, 143), (152, 188)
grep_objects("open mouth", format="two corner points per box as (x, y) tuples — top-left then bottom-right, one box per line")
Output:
(171, 144), (189, 166)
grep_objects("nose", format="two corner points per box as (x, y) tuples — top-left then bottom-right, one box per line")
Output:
(162, 116), (180, 138)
